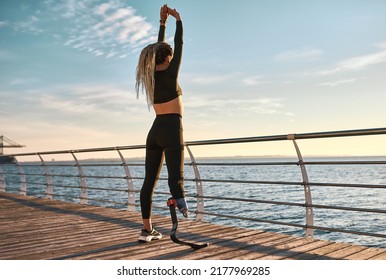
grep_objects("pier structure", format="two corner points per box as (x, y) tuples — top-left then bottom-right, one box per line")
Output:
(0, 136), (24, 155)
(0, 136), (25, 164)
(1, 192), (386, 260)
(1, 127), (386, 259)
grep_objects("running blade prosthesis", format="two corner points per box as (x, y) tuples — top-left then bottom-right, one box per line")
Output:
(167, 198), (209, 249)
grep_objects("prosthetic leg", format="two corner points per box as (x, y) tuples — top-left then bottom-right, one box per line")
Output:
(167, 198), (209, 249)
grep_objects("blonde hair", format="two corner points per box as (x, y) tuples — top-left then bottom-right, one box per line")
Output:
(135, 42), (172, 107)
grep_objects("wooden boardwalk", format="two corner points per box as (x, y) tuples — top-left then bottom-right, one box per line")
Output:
(1, 192), (386, 260)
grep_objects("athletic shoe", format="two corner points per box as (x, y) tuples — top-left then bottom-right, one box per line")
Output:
(138, 227), (162, 242)
(175, 197), (189, 217)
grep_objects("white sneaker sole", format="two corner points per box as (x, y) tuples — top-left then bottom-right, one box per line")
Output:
(138, 234), (162, 243)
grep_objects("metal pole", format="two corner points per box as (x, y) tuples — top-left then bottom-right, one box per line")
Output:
(185, 145), (205, 221)
(116, 148), (136, 211)
(0, 166), (5, 192)
(0, 136), (3, 155)
(71, 152), (88, 204)
(287, 134), (314, 238)
(37, 154), (53, 199)
(14, 158), (27, 196)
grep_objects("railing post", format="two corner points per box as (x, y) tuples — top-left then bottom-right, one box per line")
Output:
(116, 148), (136, 211)
(288, 134), (314, 238)
(71, 152), (88, 204)
(14, 158), (27, 196)
(37, 154), (53, 199)
(0, 166), (5, 192)
(185, 145), (205, 221)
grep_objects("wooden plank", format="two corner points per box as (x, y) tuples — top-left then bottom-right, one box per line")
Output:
(347, 247), (386, 260)
(292, 242), (352, 260)
(368, 251), (386, 260)
(1, 216), (144, 259)
(220, 235), (296, 260)
(252, 238), (331, 260)
(233, 236), (314, 260)
(0, 194), (143, 260)
(1, 193), (386, 260)
(320, 244), (368, 259)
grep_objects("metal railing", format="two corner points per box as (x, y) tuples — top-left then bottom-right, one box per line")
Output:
(1, 127), (386, 247)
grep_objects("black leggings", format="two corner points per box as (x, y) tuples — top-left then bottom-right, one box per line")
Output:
(140, 114), (185, 219)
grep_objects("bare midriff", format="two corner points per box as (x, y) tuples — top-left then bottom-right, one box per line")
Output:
(153, 96), (184, 116)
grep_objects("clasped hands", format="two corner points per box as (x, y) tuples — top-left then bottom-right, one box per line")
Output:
(160, 4), (181, 23)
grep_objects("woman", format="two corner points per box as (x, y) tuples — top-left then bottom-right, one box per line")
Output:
(135, 5), (188, 242)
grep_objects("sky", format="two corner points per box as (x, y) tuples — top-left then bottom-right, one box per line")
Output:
(1, 0), (386, 159)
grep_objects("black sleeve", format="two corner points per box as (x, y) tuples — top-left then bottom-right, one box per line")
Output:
(158, 25), (165, 42)
(169, 21), (183, 77)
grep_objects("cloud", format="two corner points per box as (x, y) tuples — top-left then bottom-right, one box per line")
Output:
(67, 2), (154, 56)
(318, 42), (386, 75)
(95, 3), (113, 15)
(8, 78), (39, 85)
(187, 73), (269, 87)
(8, 0), (156, 59)
(66, 2), (154, 57)
(119, 16), (152, 44)
(0, 21), (9, 27)
(241, 75), (266, 86)
(0, 49), (17, 61)
(106, 7), (135, 22)
(37, 84), (139, 117)
(1, 117), (119, 154)
(318, 78), (357, 87)
(275, 47), (323, 62)
(186, 96), (285, 115)
(1, 84), (149, 152)
(14, 16), (43, 34)
(239, 98), (284, 114)
(186, 74), (235, 85)
(1, 83), (144, 124)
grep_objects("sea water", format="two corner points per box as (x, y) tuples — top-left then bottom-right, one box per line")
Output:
(2, 156), (386, 248)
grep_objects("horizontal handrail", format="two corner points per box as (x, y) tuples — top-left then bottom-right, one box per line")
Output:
(198, 194), (386, 214)
(7, 127), (386, 157)
(185, 127), (386, 146)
